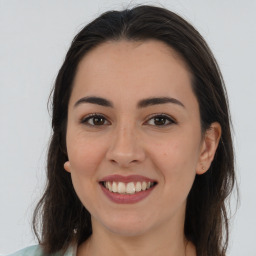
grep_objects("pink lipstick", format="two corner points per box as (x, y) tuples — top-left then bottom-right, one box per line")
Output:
(99, 175), (157, 204)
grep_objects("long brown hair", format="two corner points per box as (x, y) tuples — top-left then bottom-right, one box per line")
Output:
(33, 5), (236, 256)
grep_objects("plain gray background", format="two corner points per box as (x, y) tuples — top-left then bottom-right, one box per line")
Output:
(0, 0), (255, 255)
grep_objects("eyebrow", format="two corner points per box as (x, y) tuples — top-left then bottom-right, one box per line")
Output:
(74, 96), (113, 108)
(74, 96), (185, 109)
(137, 97), (185, 108)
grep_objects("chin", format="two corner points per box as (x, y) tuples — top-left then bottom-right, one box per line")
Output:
(96, 214), (153, 237)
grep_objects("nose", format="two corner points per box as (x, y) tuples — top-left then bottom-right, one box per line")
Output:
(106, 124), (146, 168)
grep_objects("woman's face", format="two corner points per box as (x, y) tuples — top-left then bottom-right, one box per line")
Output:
(65, 40), (207, 237)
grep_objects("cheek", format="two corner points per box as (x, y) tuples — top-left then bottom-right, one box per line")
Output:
(152, 140), (200, 171)
(149, 133), (201, 187)
(66, 130), (106, 178)
(66, 133), (107, 208)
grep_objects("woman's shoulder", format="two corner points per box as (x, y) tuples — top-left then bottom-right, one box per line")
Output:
(5, 245), (43, 256)
(5, 244), (77, 256)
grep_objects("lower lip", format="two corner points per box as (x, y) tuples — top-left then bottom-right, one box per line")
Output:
(100, 184), (156, 204)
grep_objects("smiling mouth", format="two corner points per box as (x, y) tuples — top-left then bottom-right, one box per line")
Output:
(100, 181), (157, 194)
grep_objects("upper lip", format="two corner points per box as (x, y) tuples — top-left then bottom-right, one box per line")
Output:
(99, 175), (157, 183)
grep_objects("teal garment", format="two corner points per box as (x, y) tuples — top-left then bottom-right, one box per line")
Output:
(6, 244), (77, 256)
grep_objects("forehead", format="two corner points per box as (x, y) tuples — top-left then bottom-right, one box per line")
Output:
(70, 39), (196, 109)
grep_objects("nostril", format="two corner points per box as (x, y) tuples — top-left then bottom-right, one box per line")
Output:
(109, 158), (139, 166)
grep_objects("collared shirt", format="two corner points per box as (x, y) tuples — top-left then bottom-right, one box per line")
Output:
(5, 244), (77, 256)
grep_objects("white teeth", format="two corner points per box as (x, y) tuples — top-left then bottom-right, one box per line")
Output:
(104, 181), (155, 194)
(141, 181), (147, 191)
(106, 181), (111, 190)
(112, 181), (118, 192)
(135, 182), (142, 192)
(126, 182), (136, 194)
(117, 182), (126, 194)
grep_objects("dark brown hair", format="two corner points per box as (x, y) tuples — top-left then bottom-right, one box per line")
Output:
(33, 5), (236, 256)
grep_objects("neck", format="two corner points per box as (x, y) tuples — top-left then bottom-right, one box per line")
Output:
(78, 217), (192, 256)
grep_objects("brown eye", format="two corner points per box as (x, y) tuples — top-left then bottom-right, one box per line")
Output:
(93, 116), (105, 125)
(82, 114), (109, 126)
(154, 116), (168, 125)
(146, 114), (175, 126)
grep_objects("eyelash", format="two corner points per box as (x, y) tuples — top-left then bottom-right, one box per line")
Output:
(81, 113), (176, 127)
(144, 113), (176, 127)
(81, 113), (110, 126)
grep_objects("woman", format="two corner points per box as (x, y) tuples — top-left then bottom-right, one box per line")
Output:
(9, 5), (236, 256)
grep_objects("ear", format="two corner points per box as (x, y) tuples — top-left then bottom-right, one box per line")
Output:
(64, 161), (71, 173)
(196, 122), (222, 175)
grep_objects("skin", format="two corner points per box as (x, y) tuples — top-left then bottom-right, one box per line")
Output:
(64, 40), (221, 256)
